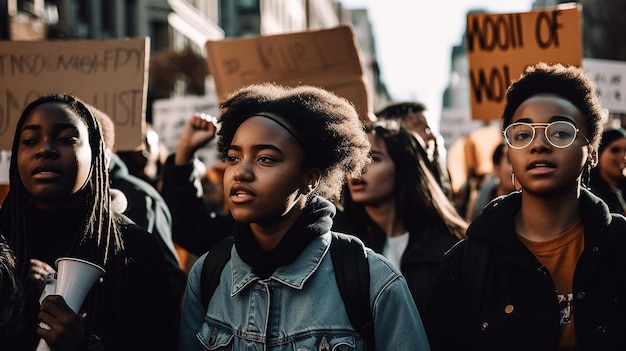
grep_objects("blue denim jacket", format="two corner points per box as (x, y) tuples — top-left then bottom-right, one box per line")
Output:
(180, 232), (430, 351)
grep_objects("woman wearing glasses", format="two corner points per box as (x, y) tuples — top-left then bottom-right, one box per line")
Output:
(424, 62), (626, 350)
(334, 120), (467, 314)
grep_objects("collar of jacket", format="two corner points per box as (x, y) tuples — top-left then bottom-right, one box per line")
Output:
(467, 188), (613, 250)
(228, 232), (332, 296)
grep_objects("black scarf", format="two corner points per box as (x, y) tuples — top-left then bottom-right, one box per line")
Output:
(233, 196), (335, 278)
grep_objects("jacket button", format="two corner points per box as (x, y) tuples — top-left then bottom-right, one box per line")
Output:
(481, 322), (489, 331)
(576, 292), (587, 300)
(504, 304), (514, 314)
(209, 329), (218, 345)
(592, 246), (599, 252)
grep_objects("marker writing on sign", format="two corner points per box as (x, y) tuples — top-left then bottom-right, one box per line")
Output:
(0, 89), (143, 140)
(0, 47), (144, 77)
(466, 13), (524, 53)
(467, 10), (566, 104)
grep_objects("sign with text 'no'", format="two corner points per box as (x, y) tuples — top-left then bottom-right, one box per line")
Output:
(0, 38), (149, 150)
(205, 25), (372, 122)
(467, 4), (582, 121)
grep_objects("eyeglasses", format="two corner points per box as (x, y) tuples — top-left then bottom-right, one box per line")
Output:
(503, 121), (590, 150)
(364, 120), (401, 134)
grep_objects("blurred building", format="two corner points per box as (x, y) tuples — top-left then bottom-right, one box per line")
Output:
(1, 0), (389, 118)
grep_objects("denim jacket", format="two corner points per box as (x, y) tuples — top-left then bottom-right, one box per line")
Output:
(180, 232), (430, 351)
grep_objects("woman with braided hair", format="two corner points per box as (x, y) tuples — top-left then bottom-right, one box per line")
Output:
(0, 94), (177, 350)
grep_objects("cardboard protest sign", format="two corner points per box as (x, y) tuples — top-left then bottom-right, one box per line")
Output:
(0, 37), (149, 150)
(466, 4), (582, 121)
(583, 58), (626, 114)
(205, 25), (372, 121)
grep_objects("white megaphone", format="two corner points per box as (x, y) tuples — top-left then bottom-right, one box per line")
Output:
(36, 257), (105, 351)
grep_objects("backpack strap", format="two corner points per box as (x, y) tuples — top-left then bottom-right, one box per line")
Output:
(200, 236), (234, 311)
(330, 232), (375, 350)
(462, 237), (490, 344)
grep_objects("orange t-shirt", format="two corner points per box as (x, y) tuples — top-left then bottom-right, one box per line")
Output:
(517, 221), (584, 351)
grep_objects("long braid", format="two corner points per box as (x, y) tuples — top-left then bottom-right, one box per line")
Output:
(60, 95), (127, 335)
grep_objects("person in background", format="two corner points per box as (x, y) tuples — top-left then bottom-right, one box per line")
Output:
(589, 127), (626, 215)
(467, 142), (515, 220)
(334, 120), (466, 313)
(459, 122), (506, 219)
(0, 234), (22, 337)
(0, 94), (178, 350)
(376, 101), (452, 199)
(179, 83), (429, 351)
(116, 122), (168, 191)
(161, 113), (235, 258)
(424, 62), (626, 350)
(91, 105), (186, 329)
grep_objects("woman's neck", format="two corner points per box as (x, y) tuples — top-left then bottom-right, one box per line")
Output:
(364, 200), (406, 237)
(515, 190), (581, 242)
(30, 190), (88, 212)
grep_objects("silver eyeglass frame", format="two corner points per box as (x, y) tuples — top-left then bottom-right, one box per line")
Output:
(503, 121), (590, 150)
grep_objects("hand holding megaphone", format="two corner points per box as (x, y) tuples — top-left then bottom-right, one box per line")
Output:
(36, 258), (105, 351)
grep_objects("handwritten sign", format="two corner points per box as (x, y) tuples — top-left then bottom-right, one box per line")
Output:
(0, 37), (149, 150)
(466, 4), (582, 121)
(205, 25), (372, 121)
(583, 58), (626, 114)
(152, 95), (220, 167)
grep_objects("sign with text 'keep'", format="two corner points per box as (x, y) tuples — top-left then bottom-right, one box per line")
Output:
(0, 38), (149, 150)
(466, 4), (582, 121)
(205, 25), (372, 122)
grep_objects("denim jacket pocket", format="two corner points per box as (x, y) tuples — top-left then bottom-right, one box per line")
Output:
(295, 334), (359, 351)
(197, 323), (235, 350)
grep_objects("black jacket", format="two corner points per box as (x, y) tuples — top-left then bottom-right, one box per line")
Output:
(0, 207), (178, 351)
(161, 155), (234, 256)
(109, 154), (186, 312)
(588, 170), (626, 215)
(333, 210), (459, 313)
(424, 189), (626, 351)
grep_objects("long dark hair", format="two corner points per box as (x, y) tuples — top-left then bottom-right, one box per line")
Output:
(344, 121), (467, 240)
(0, 234), (22, 336)
(6, 93), (124, 280)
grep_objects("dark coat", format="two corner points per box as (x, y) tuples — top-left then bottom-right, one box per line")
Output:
(109, 154), (186, 313)
(333, 210), (459, 313)
(0, 207), (178, 351)
(424, 189), (626, 351)
(161, 156), (234, 256)
(588, 170), (626, 215)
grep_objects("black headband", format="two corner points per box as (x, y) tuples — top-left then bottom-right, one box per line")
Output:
(254, 112), (302, 145)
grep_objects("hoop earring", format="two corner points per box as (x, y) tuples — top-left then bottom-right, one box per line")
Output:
(511, 173), (516, 189)
(582, 163), (591, 189)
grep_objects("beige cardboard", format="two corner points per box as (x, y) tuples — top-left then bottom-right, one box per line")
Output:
(466, 5), (582, 121)
(205, 25), (372, 122)
(0, 37), (149, 150)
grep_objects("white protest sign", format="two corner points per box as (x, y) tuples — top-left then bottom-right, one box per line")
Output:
(152, 95), (220, 167)
(583, 58), (626, 114)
